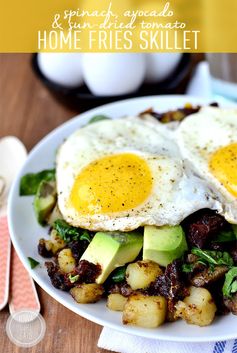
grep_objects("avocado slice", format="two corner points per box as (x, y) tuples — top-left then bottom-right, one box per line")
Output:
(34, 180), (57, 225)
(143, 225), (188, 267)
(80, 231), (143, 284)
(47, 203), (63, 226)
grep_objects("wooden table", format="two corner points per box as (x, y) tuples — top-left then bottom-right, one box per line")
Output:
(0, 53), (201, 353)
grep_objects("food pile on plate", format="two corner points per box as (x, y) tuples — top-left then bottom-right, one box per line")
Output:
(20, 103), (237, 329)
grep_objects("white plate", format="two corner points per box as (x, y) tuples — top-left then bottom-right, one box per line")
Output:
(8, 95), (237, 342)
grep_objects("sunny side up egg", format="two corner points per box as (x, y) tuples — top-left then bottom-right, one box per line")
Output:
(56, 116), (217, 231)
(176, 107), (237, 224)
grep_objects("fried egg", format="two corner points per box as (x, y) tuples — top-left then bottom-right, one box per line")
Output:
(56, 117), (216, 231)
(176, 107), (237, 224)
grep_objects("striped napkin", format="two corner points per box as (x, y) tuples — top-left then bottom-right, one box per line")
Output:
(98, 327), (237, 353)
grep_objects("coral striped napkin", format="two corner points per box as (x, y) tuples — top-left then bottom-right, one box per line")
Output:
(9, 247), (40, 314)
(0, 216), (11, 310)
(0, 136), (40, 314)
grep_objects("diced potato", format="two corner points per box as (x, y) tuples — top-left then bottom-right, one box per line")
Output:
(45, 229), (65, 254)
(50, 229), (65, 247)
(47, 203), (63, 226)
(70, 284), (104, 304)
(44, 240), (54, 254)
(175, 286), (217, 327)
(107, 294), (127, 311)
(126, 260), (162, 290)
(58, 248), (76, 273)
(166, 307), (178, 322)
(123, 293), (167, 328)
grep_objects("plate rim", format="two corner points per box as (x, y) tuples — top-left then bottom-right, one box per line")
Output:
(8, 94), (237, 342)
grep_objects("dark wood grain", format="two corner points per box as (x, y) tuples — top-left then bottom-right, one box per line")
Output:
(0, 53), (111, 353)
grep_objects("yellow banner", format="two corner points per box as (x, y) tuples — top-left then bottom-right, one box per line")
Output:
(0, 0), (237, 52)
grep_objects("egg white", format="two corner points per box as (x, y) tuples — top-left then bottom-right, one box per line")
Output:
(176, 107), (237, 224)
(56, 117), (217, 231)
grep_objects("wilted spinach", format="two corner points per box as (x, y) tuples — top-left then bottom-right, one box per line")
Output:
(223, 267), (237, 298)
(53, 219), (92, 243)
(191, 248), (234, 267)
(111, 266), (126, 283)
(20, 169), (55, 195)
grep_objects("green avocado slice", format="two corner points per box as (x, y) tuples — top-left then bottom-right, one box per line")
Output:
(143, 225), (188, 266)
(80, 231), (143, 284)
(34, 180), (57, 226)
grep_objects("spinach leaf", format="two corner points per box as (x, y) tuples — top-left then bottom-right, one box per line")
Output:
(232, 225), (237, 238)
(182, 263), (194, 273)
(53, 219), (92, 243)
(20, 169), (55, 195)
(112, 266), (126, 283)
(80, 232), (92, 243)
(88, 115), (110, 124)
(223, 267), (237, 298)
(28, 257), (40, 269)
(213, 229), (236, 243)
(191, 248), (234, 267)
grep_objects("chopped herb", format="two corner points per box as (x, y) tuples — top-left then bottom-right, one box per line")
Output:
(53, 219), (92, 243)
(191, 248), (234, 267)
(223, 267), (237, 298)
(112, 266), (126, 283)
(20, 169), (55, 195)
(28, 257), (40, 269)
(68, 274), (79, 283)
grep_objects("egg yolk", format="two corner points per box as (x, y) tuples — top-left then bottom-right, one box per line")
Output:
(209, 143), (237, 197)
(70, 153), (153, 215)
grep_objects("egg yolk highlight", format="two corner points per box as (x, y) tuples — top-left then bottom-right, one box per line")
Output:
(70, 153), (153, 214)
(209, 143), (237, 197)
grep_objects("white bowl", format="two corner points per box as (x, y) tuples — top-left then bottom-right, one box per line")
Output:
(8, 95), (237, 342)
